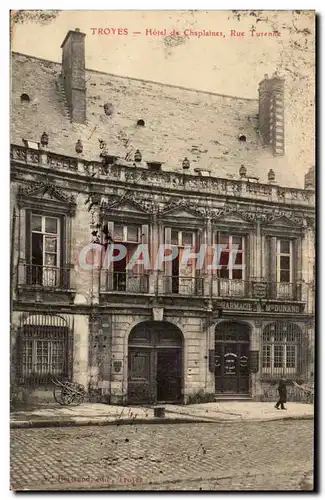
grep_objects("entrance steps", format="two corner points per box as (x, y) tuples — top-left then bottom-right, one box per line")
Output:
(214, 394), (253, 402)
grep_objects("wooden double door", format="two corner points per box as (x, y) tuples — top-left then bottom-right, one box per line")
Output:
(215, 322), (250, 394)
(128, 321), (183, 405)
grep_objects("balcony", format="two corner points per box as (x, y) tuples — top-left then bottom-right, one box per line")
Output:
(159, 276), (204, 296)
(16, 264), (73, 291)
(100, 271), (149, 294)
(98, 272), (303, 302)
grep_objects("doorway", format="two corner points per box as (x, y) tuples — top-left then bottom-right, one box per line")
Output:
(156, 350), (182, 402)
(215, 322), (250, 394)
(127, 321), (183, 404)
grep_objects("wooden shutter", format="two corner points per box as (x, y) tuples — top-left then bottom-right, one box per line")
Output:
(291, 238), (297, 299)
(245, 233), (250, 280)
(196, 229), (203, 294)
(245, 233), (250, 295)
(103, 221), (114, 291)
(25, 209), (32, 265)
(164, 227), (172, 293)
(267, 236), (277, 298)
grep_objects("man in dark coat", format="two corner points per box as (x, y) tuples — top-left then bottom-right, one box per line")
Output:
(275, 377), (287, 410)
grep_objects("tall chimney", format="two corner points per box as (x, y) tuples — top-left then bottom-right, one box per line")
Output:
(61, 28), (86, 124)
(304, 166), (315, 190)
(258, 72), (285, 156)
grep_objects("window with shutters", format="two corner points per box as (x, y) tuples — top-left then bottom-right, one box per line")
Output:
(262, 322), (302, 377)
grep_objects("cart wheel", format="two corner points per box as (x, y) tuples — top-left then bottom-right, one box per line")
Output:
(71, 393), (84, 406)
(53, 387), (66, 405)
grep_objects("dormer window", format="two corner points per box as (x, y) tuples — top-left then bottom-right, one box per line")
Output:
(20, 93), (30, 103)
(137, 119), (145, 126)
(22, 139), (39, 150)
(147, 161), (162, 172)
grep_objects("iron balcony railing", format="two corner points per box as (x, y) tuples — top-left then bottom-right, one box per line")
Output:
(159, 275), (204, 296)
(98, 271), (304, 301)
(17, 263), (72, 291)
(100, 271), (149, 293)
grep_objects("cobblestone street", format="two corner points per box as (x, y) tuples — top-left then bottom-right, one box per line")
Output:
(10, 421), (313, 491)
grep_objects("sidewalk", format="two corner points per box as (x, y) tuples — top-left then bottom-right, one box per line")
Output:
(10, 401), (314, 429)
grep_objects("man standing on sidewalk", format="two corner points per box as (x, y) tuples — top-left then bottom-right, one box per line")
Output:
(275, 377), (287, 410)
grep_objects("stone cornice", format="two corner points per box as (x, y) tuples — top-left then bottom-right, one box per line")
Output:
(11, 144), (315, 209)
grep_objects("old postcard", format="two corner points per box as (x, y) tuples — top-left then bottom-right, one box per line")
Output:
(10, 10), (315, 491)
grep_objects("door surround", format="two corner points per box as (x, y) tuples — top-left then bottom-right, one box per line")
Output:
(214, 320), (251, 395)
(127, 320), (184, 404)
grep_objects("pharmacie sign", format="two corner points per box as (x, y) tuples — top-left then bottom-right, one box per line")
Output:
(215, 301), (257, 312)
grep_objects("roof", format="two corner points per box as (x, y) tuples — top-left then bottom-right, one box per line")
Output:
(11, 52), (305, 188)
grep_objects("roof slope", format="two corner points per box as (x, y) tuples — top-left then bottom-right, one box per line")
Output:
(11, 52), (302, 187)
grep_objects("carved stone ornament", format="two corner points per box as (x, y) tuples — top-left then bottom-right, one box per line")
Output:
(161, 198), (206, 217)
(152, 307), (164, 322)
(100, 191), (159, 214)
(265, 210), (305, 227)
(18, 180), (76, 205)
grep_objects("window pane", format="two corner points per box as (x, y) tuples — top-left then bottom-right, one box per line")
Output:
(280, 240), (290, 254)
(274, 345), (284, 368)
(232, 236), (242, 249)
(262, 345), (271, 368)
(280, 270), (290, 282)
(32, 233), (43, 266)
(127, 225), (139, 242)
(219, 267), (229, 279)
(22, 340), (33, 376)
(51, 341), (64, 374)
(45, 236), (57, 253)
(232, 269), (243, 280)
(280, 256), (290, 270)
(234, 251), (243, 266)
(44, 254), (56, 266)
(219, 234), (230, 247)
(114, 224), (124, 241)
(263, 331), (272, 342)
(183, 232), (193, 246)
(274, 329), (284, 342)
(32, 215), (42, 232)
(286, 345), (296, 368)
(219, 251), (229, 267)
(171, 230), (179, 245)
(36, 341), (49, 374)
(45, 217), (58, 234)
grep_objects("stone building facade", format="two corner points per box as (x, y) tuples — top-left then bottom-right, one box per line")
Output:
(10, 29), (315, 405)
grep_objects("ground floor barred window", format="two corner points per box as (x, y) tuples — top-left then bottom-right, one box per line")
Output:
(17, 315), (71, 385)
(262, 322), (302, 377)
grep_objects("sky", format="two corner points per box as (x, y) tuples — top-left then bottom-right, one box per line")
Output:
(10, 10), (303, 99)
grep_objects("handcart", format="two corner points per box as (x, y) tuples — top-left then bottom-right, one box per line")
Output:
(51, 377), (86, 406)
(292, 381), (314, 404)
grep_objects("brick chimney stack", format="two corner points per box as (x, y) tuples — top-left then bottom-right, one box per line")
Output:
(258, 72), (285, 156)
(304, 166), (315, 190)
(61, 28), (86, 124)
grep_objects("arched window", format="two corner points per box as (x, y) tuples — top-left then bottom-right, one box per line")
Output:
(262, 322), (302, 377)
